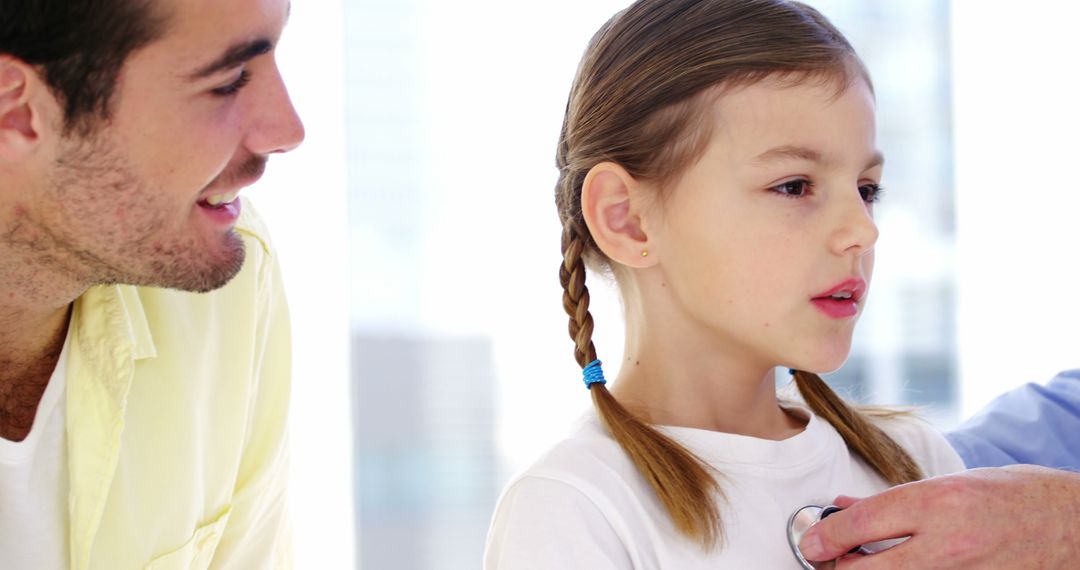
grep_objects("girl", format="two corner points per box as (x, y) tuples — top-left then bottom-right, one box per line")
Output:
(484, 0), (963, 568)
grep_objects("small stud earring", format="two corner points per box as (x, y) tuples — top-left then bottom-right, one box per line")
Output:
(641, 250), (649, 258)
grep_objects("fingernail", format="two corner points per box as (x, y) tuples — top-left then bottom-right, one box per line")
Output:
(800, 532), (824, 560)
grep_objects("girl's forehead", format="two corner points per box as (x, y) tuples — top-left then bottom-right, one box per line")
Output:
(703, 79), (878, 165)
(711, 76), (873, 122)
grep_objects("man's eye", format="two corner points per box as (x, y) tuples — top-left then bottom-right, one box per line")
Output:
(860, 183), (884, 203)
(770, 179), (812, 198)
(212, 70), (252, 97)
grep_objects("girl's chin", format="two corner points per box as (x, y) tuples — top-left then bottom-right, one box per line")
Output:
(788, 349), (853, 375)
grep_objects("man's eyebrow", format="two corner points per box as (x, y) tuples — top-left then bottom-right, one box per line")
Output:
(752, 145), (885, 170)
(187, 38), (274, 81)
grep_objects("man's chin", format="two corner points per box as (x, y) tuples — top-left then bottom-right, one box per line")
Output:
(182, 238), (247, 293)
(145, 234), (247, 293)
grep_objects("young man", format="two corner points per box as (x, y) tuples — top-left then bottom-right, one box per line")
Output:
(0, 0), (303, 567)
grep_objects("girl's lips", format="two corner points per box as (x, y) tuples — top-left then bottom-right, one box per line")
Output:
(811, 297), (859, 319)
(810, 278), (866, 319)
(812, 278), (866, 303)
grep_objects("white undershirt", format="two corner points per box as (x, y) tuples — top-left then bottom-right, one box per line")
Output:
(0, 330), (72, 570)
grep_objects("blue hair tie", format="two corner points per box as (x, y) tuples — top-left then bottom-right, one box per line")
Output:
(583, 359), (607, 388)
(788, 369), (797, 376)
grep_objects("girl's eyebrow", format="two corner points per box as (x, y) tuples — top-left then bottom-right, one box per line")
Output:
(753, 145), (885, 170)
(865, 151), (885, 170)
(753, 145), (822, 164)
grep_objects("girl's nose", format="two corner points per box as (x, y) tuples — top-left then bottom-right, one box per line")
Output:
(828, 190), (879, 256)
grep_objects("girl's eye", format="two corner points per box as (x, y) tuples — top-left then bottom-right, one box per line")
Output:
(770, 179), (812, 198)
(859, 183), (884, 203)
(212, 70), (252, 97)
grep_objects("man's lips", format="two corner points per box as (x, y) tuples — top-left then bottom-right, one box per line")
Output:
(198, 155), (267, 203)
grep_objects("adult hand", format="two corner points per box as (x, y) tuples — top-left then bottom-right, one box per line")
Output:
(798, 465), (1080, 569)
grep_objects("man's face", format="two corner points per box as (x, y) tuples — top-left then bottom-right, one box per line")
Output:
(28, 0), (303, 292)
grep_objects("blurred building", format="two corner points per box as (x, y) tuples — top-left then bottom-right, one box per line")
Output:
(352, 335), (498, 570)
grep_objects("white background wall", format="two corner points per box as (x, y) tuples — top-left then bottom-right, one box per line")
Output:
(254, 0), (356, 567)
(952, 3), (1080, 416)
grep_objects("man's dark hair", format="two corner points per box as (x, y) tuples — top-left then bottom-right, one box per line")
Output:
(0, 0), (167, 135)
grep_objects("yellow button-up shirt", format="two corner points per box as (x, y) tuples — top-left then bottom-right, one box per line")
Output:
(66, 201), (291, 569)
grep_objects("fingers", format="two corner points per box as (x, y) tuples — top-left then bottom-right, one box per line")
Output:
(834, 537), (922, 570)
(833, 495), (862, 509)
(800, 485), (918, 561)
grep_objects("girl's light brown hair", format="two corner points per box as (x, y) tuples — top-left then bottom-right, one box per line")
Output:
(556, 0), (924, 550)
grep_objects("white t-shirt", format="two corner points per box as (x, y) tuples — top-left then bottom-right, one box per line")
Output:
(0, 332), (72, 570)
(484, 404), (964, 569)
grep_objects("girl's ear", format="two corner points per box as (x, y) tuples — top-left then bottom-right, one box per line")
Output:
(581, 162), (657, 269)
(0, 56), (50, 163)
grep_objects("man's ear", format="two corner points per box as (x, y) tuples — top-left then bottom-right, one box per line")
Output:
(0, 56), (50, 162)
(581, 162), (658, 269)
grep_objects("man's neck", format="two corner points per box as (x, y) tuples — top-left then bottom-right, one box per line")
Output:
(0, 302), (73, 442)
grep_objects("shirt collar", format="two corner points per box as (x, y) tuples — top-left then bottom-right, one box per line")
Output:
(115, 285), (156, 361)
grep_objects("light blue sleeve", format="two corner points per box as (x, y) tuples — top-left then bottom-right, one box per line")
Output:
(946, 370), (1080, 470)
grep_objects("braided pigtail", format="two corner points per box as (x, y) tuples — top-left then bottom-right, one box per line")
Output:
(792, 370), (924, 484)
(559, 220), (724, 548)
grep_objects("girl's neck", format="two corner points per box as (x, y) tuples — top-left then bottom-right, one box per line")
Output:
(611, 280), (807, 441)
(611, 355), (806, 441)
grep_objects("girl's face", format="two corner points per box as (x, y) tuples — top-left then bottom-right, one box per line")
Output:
(649, 76), (881, 374)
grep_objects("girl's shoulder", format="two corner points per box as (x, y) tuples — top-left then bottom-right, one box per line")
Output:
(484, 412), (641, 569)
(501, 411), (638, 496)
(863, 408), (967, 477)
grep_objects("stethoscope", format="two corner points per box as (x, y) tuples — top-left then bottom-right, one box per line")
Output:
(787, 505), (872, 569)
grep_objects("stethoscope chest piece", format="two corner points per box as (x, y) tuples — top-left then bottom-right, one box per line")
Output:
(787, 505), (842, 569)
